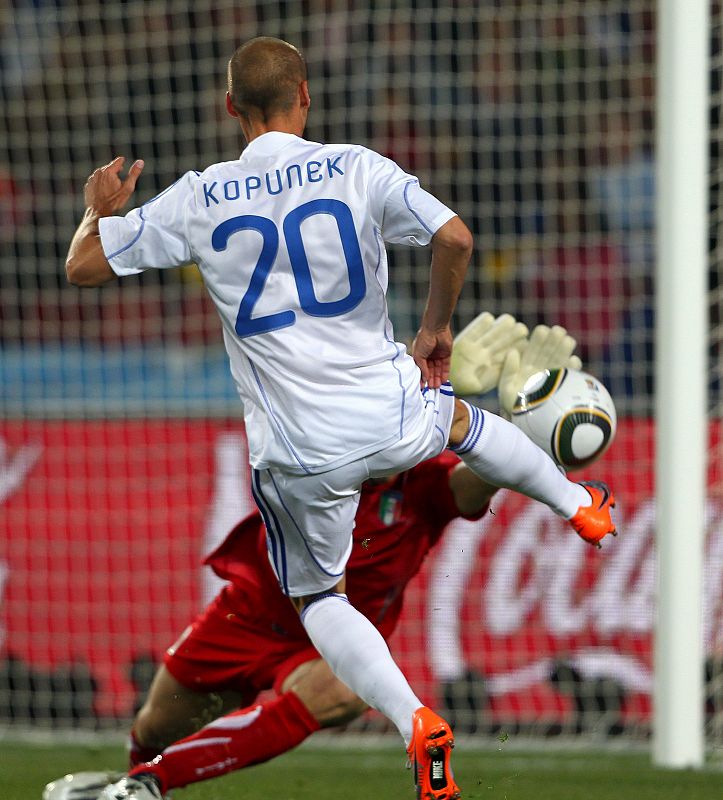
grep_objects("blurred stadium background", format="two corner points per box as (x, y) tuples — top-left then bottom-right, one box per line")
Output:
(0, 0), (721, 767)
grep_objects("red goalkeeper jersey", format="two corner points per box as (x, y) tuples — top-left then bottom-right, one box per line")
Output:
(205, 451), (484, 640)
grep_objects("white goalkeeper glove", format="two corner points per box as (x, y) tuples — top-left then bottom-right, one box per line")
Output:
(498, 324), (583, 417)
(449, 312), (529, 396)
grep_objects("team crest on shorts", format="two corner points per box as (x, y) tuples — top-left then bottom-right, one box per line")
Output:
(378, 490), (403, 525)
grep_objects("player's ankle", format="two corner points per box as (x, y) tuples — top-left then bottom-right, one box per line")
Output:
(568, 483), (593, 517)
(128, 768), (165, 797)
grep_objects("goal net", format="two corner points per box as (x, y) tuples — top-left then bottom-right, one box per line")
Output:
(0, 0), (720, 748)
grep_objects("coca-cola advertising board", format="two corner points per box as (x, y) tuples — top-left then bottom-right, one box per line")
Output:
(0, 419), (721, 726)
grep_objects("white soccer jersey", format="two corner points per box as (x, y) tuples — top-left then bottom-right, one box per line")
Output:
(99, 132), (456, 474)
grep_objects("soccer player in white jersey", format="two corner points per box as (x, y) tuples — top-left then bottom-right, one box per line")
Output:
(65, 37), (616, 800)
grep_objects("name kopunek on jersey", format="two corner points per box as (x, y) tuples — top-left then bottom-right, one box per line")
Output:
(202, 156), (345, 207)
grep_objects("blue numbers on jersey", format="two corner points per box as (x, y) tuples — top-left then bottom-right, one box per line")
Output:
(211, 199), (366, 338)
(212, 214), (292, 336)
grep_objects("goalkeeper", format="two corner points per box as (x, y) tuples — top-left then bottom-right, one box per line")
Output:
(45, 319), (589, 800)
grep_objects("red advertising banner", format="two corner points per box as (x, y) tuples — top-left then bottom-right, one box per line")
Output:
(1, 419), (721, 727)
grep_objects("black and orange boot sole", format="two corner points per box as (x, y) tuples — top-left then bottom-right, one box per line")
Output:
(407, 707), (461, 800)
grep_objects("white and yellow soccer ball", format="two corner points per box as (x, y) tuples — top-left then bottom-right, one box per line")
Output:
(510, 368), (617, 470)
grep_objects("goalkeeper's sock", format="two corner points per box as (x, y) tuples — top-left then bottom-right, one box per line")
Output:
(128, 692), (319, 792)
(450, 401), (589, 519)
(300, 592), (421, 744)
(128, 729), (162, 768)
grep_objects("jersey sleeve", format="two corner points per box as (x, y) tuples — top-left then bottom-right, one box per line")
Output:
(364, 149), (456, 246)
(98, 171), (198, 276)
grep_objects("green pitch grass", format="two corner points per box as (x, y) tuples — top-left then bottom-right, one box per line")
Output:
(1, 742), (721, 800)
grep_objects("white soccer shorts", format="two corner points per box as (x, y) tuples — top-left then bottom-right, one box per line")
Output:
(251, 383), (456, 596)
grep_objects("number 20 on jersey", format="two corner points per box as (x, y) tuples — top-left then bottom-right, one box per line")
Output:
(212, 198), (366, 338)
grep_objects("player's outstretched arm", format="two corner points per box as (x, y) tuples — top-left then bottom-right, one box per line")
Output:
(66, 156), (145, 287)
(447, 462), (499, 517)
(413, 216), (473, 388)
(497, 324), (582, 417)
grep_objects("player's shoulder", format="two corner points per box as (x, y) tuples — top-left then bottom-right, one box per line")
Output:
(193, 158), (246, 181)
(332, 141), (390, 164)
(179, 160), (250, 208)
(135, 169), (203, 215)
(301, 138), (386, 164)
(320, 140), (371, 154)
(331, 143), (413, 187)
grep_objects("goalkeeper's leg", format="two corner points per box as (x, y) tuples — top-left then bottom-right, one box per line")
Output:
(129, 665), (247, 765)
(44, 667), (247, 800)
(129, 696), (318, 793)
(126, 660), (365, 793)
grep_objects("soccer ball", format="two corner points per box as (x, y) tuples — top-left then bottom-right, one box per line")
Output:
(511, 368), (617, 470)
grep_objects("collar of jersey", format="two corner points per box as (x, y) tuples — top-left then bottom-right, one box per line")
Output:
(240, 131), (302, 158)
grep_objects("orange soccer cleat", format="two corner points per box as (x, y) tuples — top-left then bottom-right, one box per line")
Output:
(406, 707), (461, 800)
(569, 481), (617, 548)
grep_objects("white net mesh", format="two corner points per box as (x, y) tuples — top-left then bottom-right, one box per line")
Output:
(0, 0), (719, 748)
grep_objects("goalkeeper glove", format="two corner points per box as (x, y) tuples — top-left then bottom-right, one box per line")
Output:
(449, 312), (529, 396)
(498, 324), (583, 417)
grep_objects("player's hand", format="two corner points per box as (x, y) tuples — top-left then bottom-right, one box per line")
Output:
(449, 312), (529, 395)
(413, 325), (453, 389)
(498, 324), (583, 416)
(83, 156), (145, 216)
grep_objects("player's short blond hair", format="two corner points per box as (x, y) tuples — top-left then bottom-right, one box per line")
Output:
(228, 37), (307, 121)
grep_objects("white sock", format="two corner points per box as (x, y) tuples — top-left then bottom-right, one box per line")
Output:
(450, 402), (589, 519)
(300, 593), (420, 744)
